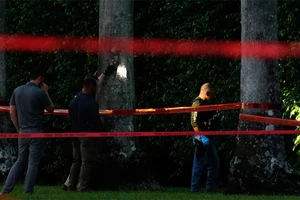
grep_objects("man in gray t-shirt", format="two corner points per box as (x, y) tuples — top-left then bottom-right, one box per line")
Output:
(1, 68), (54, 195)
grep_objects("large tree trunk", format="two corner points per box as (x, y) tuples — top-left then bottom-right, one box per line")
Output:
(98, 0), (135, 159)
(97, 0), (163, 191)
(226, 0), (300, 195)
(0, 0), (16, 176)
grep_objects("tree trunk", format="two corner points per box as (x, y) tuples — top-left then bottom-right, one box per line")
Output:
(98, 0), (135, 159)
(0, 0), (16, 176)
(97, 0), (163, 191)
(226, 0), (300, 195)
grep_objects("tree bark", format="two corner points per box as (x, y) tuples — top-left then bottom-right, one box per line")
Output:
(97, 0), (163, 190)
(0, 0), (16, 176)
(98, 0), (135, 158)
(226, 0), (300, 195)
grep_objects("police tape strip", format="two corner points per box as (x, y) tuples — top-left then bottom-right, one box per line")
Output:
(0, 102), (280, 116)
(0, 130), (300, 138)
(239, 113), (300, 126)
(241, 103), (281, 110)
(1, 34), (300, 59)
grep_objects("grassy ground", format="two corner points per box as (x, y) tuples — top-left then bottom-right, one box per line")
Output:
(0, 186), (299, 200)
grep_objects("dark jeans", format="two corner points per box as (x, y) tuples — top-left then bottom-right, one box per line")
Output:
(1, 138), (46, 194)
(68, 138), (98, 191)
(191, 143), (220, 192)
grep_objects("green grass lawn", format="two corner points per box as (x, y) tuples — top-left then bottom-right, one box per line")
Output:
(1, 186), (299, 200)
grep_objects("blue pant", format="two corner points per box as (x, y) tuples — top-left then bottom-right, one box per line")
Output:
(1, 137), (46, 194)
(191, 143), (220, 192)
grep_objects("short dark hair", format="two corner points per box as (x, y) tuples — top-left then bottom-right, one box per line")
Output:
(30, 67), (45, 80)
(83, 75), (98, 88)
(200, 83), (215, 92)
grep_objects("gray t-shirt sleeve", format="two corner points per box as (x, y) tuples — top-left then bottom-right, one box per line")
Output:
(40, 90), (52, 108)
(10, 91), (16, 106)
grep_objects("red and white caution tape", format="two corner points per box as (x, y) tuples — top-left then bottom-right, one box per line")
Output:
(0, 102), (280, 116)
(239, 113), (300, 126)
(0, 130), (299, 139)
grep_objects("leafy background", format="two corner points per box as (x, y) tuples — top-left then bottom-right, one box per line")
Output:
(1, 0), (300, 187)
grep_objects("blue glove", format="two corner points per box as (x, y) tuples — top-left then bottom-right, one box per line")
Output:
(200, 135), (210, 146)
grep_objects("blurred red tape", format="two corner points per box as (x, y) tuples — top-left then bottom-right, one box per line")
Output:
(1, 34), (300, 59)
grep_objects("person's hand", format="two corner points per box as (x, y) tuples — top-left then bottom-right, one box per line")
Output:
(200, 135), (210, 146)
(103, 65), (117, 76)
(108, 55), (120, 67)
(40, 82), (49, 92)
(112, 55), (120, 66)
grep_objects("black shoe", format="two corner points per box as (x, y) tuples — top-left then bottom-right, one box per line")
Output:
(61, 184), (68, 191)
(0, 192), (9, 195)
(78, 188), (92, 193)
(24, 192), (33, 195)
(206, 188), (218, 193)
(68, 186), (77, 191)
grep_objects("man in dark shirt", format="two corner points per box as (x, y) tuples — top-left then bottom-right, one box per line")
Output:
(1, 68), (54, 194)
(67, 65), (116, 192)
(190, 83), (220, 193)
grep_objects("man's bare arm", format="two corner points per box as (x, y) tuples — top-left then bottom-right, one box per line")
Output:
(193, 126), (201, 132)
(97, 60), (119, 87)
(40, 82), (54, 113)
(97, 73), (105, 87)
(9, 105), (19, 132)
(45, 92), (54, 113)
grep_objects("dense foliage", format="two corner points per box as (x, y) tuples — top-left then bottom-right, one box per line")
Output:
(278, 0), (300, 171)
(2, 0), (300, 187)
